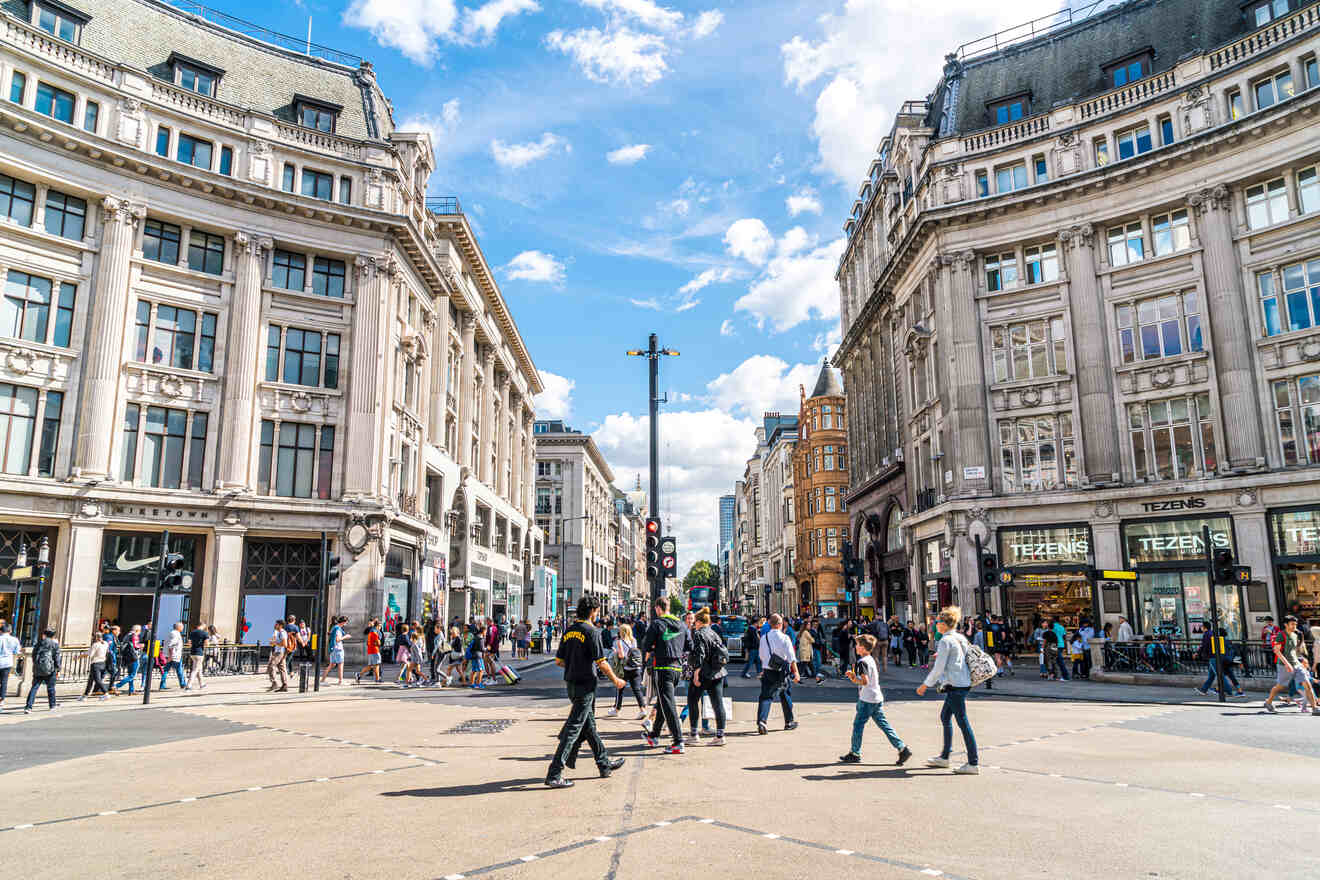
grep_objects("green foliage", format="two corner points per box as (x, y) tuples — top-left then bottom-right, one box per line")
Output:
(682, 560), (720, 589)
(669, 595), (684, 616)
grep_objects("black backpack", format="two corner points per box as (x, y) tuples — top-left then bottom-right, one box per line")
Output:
(702, 629), (729, 676)
(32, 639), (56, 677)
(120, 636), (139, 664)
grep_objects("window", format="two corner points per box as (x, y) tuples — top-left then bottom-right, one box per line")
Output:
(0, 173), (35, 225)
(218, 146), (233, 176)
(152, 305), (196, 369)
(51, 281), (73, 347)
(1116, 124), (1152, 160)
(824, 445), (835, 470)
(822, 405), (832, 429)
(311, 257), (345, 298)
(1273, 372), (1320, 466)
(985, 252), (1018, 291)
(83, 99), (97, 133)
(1228, 89), (1245, 121)
(1246, 178), (1287, 229)
(824, 485), (836, 512)
(35, 3), (84, 42)
(1158, 114), (1174, 146)
(272, 250), (306, 291)
(281, 163), (295, 193)
(1117, 291), (1201, 363)
(35, 389), (61, 477)
(1255, 70), (1295, 110)
(185, 231), (225, 276)
(142, 219), (181, 265)
(1252, 0), (1290, 25)
(826, 528), (838, 557)
(998, 414), (1077, 493)
(34, 82), (73, 124)
(176, 133), (213, 170)
(1277, 259), (1320, 333)
(1024, 244), (1058, 284)
(175, 62), (218, 97)
(295, 97), (339, 133)
(267, 326), (339, 388)
(1094, 137), (1110, 167)
(198, 313), (216, 373)
(1300, 167), (1319, 215)
(120, 405), (140, 481)
(9, 71), (26, 104)
(155, 126), (170, 157)
(2, 270), (55, 345)
(338, 177), (352, 205)
(1151, 209), (1190, 256)
(141, 406), (188, 489)
(0, 384), (37, 474)
(991, 317), (1067, 382)
(990, 96), (1027, 125)
(1107, 222), (1144, 266)
(975, 171), (989, 198)
(1129, 395), (1217, 480)
(1032, 154), (1048, 183)
(275, 423), (317, 497)
(300, 168), (333, 201)
(1109, 57), (1145, 88)
(995, 162), (1027, 193)
(317, 426), (334, 499)
(1307, 56), (1319, 89)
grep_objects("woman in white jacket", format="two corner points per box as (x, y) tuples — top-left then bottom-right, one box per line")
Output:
(916, 607), (979, 775)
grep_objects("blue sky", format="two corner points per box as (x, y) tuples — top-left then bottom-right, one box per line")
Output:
(216, 0), (1058, 568)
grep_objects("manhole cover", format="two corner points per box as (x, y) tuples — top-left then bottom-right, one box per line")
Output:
(445, 719), (516, 735)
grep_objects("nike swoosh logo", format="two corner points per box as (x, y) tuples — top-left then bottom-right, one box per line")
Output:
(115, 553), (160, 571)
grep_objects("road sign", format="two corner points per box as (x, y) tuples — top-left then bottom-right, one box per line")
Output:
(660, 538), (676, 555)
(1096, 569), (1139, 581)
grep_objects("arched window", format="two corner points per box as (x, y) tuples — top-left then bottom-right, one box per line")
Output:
(886, 505), (903, 554)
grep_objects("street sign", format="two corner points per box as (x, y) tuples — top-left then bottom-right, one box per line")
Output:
(9, 565), (31, 580)
(1096, 569), (1139, 581)
(660, 538), (676, 555)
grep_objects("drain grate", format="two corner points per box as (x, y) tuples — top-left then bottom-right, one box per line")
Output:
(445, 719), (516, 735)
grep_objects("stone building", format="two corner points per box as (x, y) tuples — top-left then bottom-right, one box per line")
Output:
(835, 0), (1320, 636)
(0, 0), (542, 648)
(792, 363), (850, 617)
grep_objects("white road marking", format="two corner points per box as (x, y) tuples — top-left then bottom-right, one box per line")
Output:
(519, 856), (538, 862)
(654, 821), (671, 827)
(593, 836), (611, 842)
(315, 777), (330, 783)
(699, 818), (715, 824)
(98, 811), (117, 816)
(180, 797), (196, 803)
(1274, 804), (1292, 810)
(1189, 793), (1205, 798)
(835, 849), (854, 855)
(443, 874), (466, 880)
(1115, 783), (1129, 788)
(14, 824), (32, 830)
(247, 786), (262, 791)
(372, 770), (385, 774)
(762, 833), (780, 839)
(921, 869), (944, 876)
(1048, 773), (1061, 778)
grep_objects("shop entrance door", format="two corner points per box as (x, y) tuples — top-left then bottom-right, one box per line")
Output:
(1008, 572), (1092, 637)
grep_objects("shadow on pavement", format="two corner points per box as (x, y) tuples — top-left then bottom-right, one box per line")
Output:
(742, 762), (839, 771)
(802, 768), (914, 781)
(381, 777), (546, 797)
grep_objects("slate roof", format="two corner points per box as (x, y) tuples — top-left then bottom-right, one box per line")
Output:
(809, 360), (843, 399)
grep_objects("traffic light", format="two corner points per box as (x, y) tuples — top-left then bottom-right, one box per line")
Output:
(981, 553), (1001, 589)
(324, 551), (341, 588)
(162, 553), (187, 590)
(660, 535), (678, 578)
(645, 518), (661, 579)
(1213, 548), (1251, 585)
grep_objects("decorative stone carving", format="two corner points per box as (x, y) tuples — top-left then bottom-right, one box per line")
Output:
(1150, 367), (1175, 389)
(1020, 387), (1042, 407)
(101, 197), (144, 227)
(234, 231), (273, 257)
(1094, 501), (1114, 519)
(1180, 86), (1214, 136)
(936, 250), (975, 274)
(290, 391), (312, 413)
(1300, 340), (1320, 362)
(1059, 224), (1095, 253)
(1188, 185), (1231, 217)
(80, 501), (102, 519)
(115, 98), (146, 148)
(1236, 489), (1258, 507)
(118, 96), (142, 113)
(5, 350), (33, 375)
(159, 375), (184, 398)
(1053, 132), (1082, 175)
(247, 140), (272, 186)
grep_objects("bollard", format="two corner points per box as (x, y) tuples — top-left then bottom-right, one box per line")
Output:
(298, 662), (308, 693)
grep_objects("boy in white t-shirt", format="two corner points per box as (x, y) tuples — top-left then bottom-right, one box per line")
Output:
(840, 634), (912, 765)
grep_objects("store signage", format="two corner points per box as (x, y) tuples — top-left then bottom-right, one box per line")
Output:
(1140, 497), (1207, 513)
(963, 466), (986, 480)
(1000, 526), (1091, 566)
(1123, 516), (1232, 564)
(1097, 569), (1138, 581)
(1271, 508), (1320, 556)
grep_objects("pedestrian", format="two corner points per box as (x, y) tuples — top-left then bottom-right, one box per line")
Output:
(917, 607), (979, 775)
(874, 616), (890, 672)
(1078, 619), (1095, 679)
(1264, 615), (1319, 715)
(115, 625), (142, 694)
(266, 619), (289, 692)
(686, 609), (728, 746)
(204, 625), (221, 675)
(428, 620), (448, 686)
(1195, 622), (1244, 697)
(0, 622), (20, 708)
(79, 632), (110, 701)
(740, 618), (761, 677)
(797, 623), (816, 681)
(23, 628), (60, 713)
(395, 630), (413, 685)
(903, 621), (919, 667)
(466, 622), (487, 689)
(1117, 616), (1135, 642)
(840, 634), (911, 765)
(641, 597), (687, 753)
(889, 618), (904, 667)
(513, 619), (528, 660)
(323, 616), (349, 685)
(608, 622), (645, 718)
(755, 613), (800, 735)
(545, 595), (627, 789)
(354, 619), (382, 684)
(186, 621), (208, 690)
(833, 619), (853, 676)
(104, 625), (120, 695)
(160, 622), (187, 690)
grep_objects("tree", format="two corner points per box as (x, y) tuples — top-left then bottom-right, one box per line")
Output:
(668, 595), (685, 616)
(683, 560), (720, 589)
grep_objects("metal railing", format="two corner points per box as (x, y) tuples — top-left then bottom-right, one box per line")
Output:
(914, 488), (940, 514)
(1102, 639), (1277, 679)
(46, 643), (261, 684)
(163, 1), (363, 67)
(954, 1), (1108, 62)
(425, 196), (462, 215)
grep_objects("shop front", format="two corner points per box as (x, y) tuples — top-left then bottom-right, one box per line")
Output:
(492, 574), (509, 623)
(97, 530), (205, 637)
(1123, 514), (1243, 639)
(879, 503), (911, 622)
(421, 551), (447, 623)
(238, 537), (319, 644)
(998, 524), (1095, 633)
(0, 525), (57, 644)
(920, 536), (950, 625)
(384, 544), (416, 626)
(1269, 505), (1320, 627)
(469, 564), (491, 621)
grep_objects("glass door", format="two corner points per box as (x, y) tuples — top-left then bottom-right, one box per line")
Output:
(1182, 572), (1209, 637)
(1142, 571), (1185, 636)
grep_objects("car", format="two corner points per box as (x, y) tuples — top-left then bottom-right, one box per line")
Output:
(717, 615), (749, 660)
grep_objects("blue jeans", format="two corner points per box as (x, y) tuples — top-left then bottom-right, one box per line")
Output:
(939, 686), (978, 766)
(116, 658), (141, 693)
(850, 700), (906, 755)
(1054, 648), (1071, 681)
(160, 660), (186, 688)
(741, 653), (761, 676)
(756, 669), (794, 725)
(1200, 659), (1240, 692)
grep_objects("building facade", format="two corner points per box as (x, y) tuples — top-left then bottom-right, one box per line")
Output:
(760, 413), (798, 614)
(0, 0), (543, 649)
(835, 0), (1320, 636)
(792, 364), (850, 617)
(718, 493), (734, 563)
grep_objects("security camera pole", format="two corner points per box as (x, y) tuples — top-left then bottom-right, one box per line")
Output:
(627, 334), (678, 603)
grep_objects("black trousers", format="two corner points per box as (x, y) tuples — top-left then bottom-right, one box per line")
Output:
(614, 670), (643, 710)
(756, 669), (795, 724)
(686, 676), (727, 733)
(648, 668), (684, 745)
(548, 682), (609, 778)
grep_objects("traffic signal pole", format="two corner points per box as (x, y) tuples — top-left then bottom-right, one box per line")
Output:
(1204, 525), (1226, 704)
(142, 529), (169, 706)
(627, 334), (677, 604)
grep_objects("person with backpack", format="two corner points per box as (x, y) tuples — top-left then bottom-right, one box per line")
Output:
(115, 624), (142, 695)
(608, 622), (645, 717)
(740, 618), (761, 677)
(916, 606), (979, 775)
(686, 609), (729, 745)
(640, 597), (688, 754)
(104, 624), (121, 695)
(24, 629), (60, 713)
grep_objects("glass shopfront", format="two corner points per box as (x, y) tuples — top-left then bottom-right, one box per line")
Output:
(99, 531), (203, 637)
(384, 544), (416, 628)
(0, 525), (57, 644)
(1123, 515), (1242, 639)
(238, 538), (318, 644)
(999, 525), (1094, 633)
(1270, 506), (1320, 627)
(920, 537), (950, 623)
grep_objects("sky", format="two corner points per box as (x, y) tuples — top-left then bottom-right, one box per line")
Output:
(217, 0), (1062, 574)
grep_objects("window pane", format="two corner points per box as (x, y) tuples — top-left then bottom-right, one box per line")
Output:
(1153, 427), (1173, 479)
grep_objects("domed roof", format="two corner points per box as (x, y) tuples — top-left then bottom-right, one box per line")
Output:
(809, 359), (843, 398)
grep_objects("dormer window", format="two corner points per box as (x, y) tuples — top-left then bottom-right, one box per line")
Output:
(168, 53), (223, 98)
(987, 91), (1030, 126)
(1104, 48), (1153, 89)
(294, 95), (341, 134)
(32, 1), (90, 44)
(1249, 0), (1290, 27)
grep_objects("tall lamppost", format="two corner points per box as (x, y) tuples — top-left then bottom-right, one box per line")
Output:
(10, 536), (50, 643)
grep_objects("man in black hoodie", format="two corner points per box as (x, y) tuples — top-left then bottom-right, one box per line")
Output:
(641, 597), (688, 754)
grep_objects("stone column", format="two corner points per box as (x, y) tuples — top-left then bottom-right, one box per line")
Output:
(498, 375), (511, 498)
(216, 232), (272, 490)
(481, 347), (496, 484)
(205, 525), (246, 640)
(1191, 185), (1265, 470)
(510, 391), (523, 508)
(75, 198), (142, 478)
(1060, 225), (1120, 484)
(524, 412), (535, 514)
(429, 295), (450, 444)
(458, 314), (476, 469)
(345, 253), (395, 495)
(51, 518), (105, 642)
(937, 252), (991, 495)
(868, 328), (886, 464)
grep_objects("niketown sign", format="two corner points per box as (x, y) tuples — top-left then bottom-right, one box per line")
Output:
(110, 504), (214, 521)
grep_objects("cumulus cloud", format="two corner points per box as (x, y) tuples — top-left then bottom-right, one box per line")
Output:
(490, 132), (568, 168)
(461, 0), (540, 42)
(535, 370), (575, 420)
(343, 0), (538, 64)
(689, 9), (724, 38)
(545, 27), (669, 85)
(724, 218), (775, 266)
(731, 225), (845, 333)
(677, 267), (735, 295)
(705, 355), (820, 418)
(607, 143), (652, 164)
(719, 319), (735, 337)
(786, 186), (823, 216)
(584, 0), (683, 31)
(813, 324), (843, 354)
(505, 250), (566, 284)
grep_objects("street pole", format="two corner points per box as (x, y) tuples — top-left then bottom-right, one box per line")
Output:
(973, 533), (984, 619)
(142, 530), (170, 706)
(314, 531), (326, 692)
(627, 334), (677, 605)
(1203, 525), (1226, 704)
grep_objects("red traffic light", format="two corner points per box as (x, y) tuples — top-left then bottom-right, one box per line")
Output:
(646, 519), (660, 534)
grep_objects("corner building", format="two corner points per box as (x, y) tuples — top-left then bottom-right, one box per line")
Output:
(836, 0), (1320, 637)
(793, 363), (849, 617)
(0, 0), (543, 648)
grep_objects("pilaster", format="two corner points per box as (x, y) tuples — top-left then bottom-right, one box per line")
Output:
(216, 232), (272, 490)
(458, 313), (476, 469)
(429, 294), (450, 442)
(344, 253), (395, 495)
(936, 251), (991, 495)
(1060, 224), (1120, 484)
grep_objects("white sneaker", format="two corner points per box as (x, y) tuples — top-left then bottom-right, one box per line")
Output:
(635, 711), (647, 720)
(954, 763), (980, 775)
(606, 707), (618, 716)
(925, 756), (950, 768)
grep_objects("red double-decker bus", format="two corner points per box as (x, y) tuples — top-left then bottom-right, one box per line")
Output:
(687, 586), (716, 614)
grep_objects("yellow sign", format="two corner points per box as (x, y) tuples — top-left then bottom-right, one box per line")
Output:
(9, 566), (31, 580)
(1099, 570), (1138, 581)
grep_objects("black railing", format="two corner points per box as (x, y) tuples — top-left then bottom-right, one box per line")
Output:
(914, 488), (939, 513)
(425, 196), (462, 215)
(1102, 639), (1276, 679)
(164, 1), (363, 67)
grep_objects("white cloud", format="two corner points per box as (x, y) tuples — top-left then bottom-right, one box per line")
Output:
(505, 250), (566, 284)
(545, 26), (669, 85)
(677, 267), (734, 295)
(813, 324), (843, 354)
(629, 297), (663, 310)
(719, 319), (735, 337)
(490, 132), (568, 168)
(724, 218), (774, 266)
(461, 0), (540, 43)
(768, 152), (783, 170)
(344, 0), (537, 64)
(776, 225), (810, 257)
(689, 9), (724, 38)
(399, 98), (462, 157)
(607, 143), (652, 164)
(705, 355), (819, 418)
(734, 235), (845, 333)
(583, 0), (683, 31)
(674, 298), (700, 312)
(535, 370), (575, 420)
(786, 186), (823, 216)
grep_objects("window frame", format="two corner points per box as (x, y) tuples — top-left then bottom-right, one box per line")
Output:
(1103, 49), (1152, 89)
(1116, 290), (1202, 364)
(1128, 394), (1217, 481)
(300, 167), (333, 201)
(176, 132), (214, 171)
(0, 173), (36, 226)
(272, 249), (307, 292)
(1253, 69), (1295, 110)
(142, 218), (182, 265)
(1272, 372), (1320, 467)
(1245, 177), (1288, 229)
(134, 299), (218, 373)
(0, 382), (38, 476)
(1024, 243), (1059, 285)
(998, 413), (1077, 493)
(985, 251), (1019, 292)
(1107, 221), (1145, 266)
(994, 161), (1028, 194)
(990, 316), (1068, 382)
(986, 91), (1031, 127)
(1150, 209), (1191, 257)
(168, 53), (224, 99)
(293, 94), (342, 134)
(33, 80), (74, 124)
(33, 1), (88, 44)
(1115, 123), (1153, 161)
(186, 229), (225, 275)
